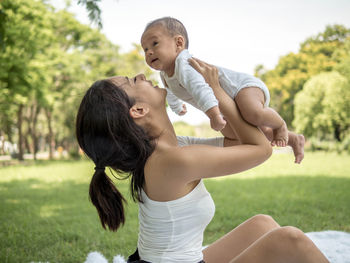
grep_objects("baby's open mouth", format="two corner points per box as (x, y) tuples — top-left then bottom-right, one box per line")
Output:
(151, 58), (158, 63)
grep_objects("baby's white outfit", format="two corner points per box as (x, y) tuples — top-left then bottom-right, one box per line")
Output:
(137, 136), (224, 263)
(160, 49), (270, 115)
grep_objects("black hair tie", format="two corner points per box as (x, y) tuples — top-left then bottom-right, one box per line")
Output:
(94, 166), (105, 172)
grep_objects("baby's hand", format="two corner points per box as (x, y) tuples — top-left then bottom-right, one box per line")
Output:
(210, 114), (226, 131)
(178, 104), (187, 116)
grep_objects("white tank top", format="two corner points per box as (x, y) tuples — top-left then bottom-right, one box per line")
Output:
(138, 180), (215, 263)
(137, 136), (223, 263)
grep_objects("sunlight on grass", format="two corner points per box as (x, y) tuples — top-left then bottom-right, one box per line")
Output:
(0, 152), (349, 262)
(0, 160), (94, 183)
(216, 151), (350, 179)
(5, 199), (20, 204)
(40, 204), (64, 218)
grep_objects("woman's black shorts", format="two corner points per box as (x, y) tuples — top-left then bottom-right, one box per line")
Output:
(127, 249), (205, 263)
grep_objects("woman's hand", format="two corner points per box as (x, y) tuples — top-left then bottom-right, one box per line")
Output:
(189, 57), (231, 110)
(167, 58), (272, 183)
(189, 56), (271, 150)
(188, 57), (220, 88)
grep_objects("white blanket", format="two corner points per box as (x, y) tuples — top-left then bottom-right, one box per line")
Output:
(306, 231), (350, 263)
(84, 231), (350, 263)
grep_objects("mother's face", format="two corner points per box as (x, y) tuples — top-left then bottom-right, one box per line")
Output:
(109, 74), (166, 106)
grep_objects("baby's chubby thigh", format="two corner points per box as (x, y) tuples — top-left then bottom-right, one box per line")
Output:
(234, 87), (267, 126)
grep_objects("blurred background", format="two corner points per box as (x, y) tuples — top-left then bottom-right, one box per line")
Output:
(1, 0), (350, 161)
(1, 1), (350, 262)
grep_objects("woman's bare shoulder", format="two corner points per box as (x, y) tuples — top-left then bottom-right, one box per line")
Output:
(144, 144), (195, 180)
(148, 145), (191, 169)
(144, 145), (203, 201)
(146, 143), (222, 183)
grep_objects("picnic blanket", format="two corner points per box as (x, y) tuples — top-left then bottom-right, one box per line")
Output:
(84, 231), (350, 263)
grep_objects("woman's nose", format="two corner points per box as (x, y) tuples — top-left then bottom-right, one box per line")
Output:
(136, 74), (146, 80)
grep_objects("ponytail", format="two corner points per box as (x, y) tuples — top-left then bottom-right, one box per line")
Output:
(76, 78), (156, 232)
(89, 168), (126, 231)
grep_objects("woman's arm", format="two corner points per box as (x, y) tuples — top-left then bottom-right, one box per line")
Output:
(163, 58), (272, 182)
(190, 58), (269, 148)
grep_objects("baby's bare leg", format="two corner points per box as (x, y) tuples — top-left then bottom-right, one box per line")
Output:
(288, 132), (305, 164)
(261, 126), (305, 164)
(224, 100), (305, 164)
(235, 87), (288, 147)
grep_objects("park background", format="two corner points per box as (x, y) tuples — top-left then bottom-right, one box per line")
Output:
(0, 0), (350, 262)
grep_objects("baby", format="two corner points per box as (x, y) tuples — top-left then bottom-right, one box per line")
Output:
(141, 17), (305, 163)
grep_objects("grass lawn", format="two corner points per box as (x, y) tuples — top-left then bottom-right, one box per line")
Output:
(1, 151), (350, 262)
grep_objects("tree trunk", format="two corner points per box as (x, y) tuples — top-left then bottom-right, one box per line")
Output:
(0, 130), (4, 155)
(28, 104), (40, 160)
(334, 123), (341, 142)
(17, 104), (24, 160)
(5, 120), (13, 144)
(24, 135), (31, 155)
(25, 105), (34, 159)
(45, 108), (55, 160)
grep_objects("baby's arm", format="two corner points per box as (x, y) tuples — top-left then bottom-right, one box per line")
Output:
(206, 106), (226, 131)
(177, 56), (226, 130)
(166, 89), (187, 115)
(160, 74), (186, 115)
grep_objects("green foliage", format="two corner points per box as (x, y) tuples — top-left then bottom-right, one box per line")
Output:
(256, 25), (350, 127)
(335, 38), (350, 82)
(77, 0), (103, 28)
(173, 121), (196, 136)
(340, 133), (350, 154)
(308, 137), (341, 152)
(307, 135), (350, 154)
(293, 71), (350, 141)
(0, 0), (154, 160)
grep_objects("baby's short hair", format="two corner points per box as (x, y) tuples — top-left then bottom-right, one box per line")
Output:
(144, 17), (189, 49)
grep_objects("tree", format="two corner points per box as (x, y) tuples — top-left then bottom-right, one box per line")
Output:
(0, 0), (154, 160)
(256, 25), (350, 128)
(293, 71), (350, 141)
(0, 0), (55, 160)
(76, 0), (105, 28)
(335, 38), (350, 82)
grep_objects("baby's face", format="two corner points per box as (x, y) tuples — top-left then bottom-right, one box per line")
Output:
(141, 25), (180, 76)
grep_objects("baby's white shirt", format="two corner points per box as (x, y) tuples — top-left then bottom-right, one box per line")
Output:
(160, 49), (270, 115)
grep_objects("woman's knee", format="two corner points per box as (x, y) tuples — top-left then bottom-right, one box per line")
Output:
(249, 214), (280, 230)
(251, 226), (313, 260)
(273, 226), (308, 249)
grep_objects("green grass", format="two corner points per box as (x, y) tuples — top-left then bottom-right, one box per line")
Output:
(1, 152), (350, 262)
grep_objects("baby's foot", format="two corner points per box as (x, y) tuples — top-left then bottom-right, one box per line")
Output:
(272, 122), (288, 147)
(288, 132), (305, 164)
(210, 114), (226, 131)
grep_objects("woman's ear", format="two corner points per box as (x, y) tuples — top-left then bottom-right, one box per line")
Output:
(175, 35), (185, 51)
(129, 103), (150, 119)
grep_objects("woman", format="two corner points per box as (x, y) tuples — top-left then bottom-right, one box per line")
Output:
(76, 58), (328, 263)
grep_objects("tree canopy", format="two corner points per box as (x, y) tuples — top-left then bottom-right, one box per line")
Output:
(293, 71), (350, 141)
(1, 0), (350, 159)
(0, 0), (154, 159)
(255, 25), (350, 128)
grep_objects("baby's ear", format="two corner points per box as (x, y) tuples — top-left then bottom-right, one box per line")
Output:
(129, 103), (150, 119)
(175, 35), (185, 50)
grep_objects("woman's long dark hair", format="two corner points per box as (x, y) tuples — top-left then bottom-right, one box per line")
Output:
(76, 79), (155, 231)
